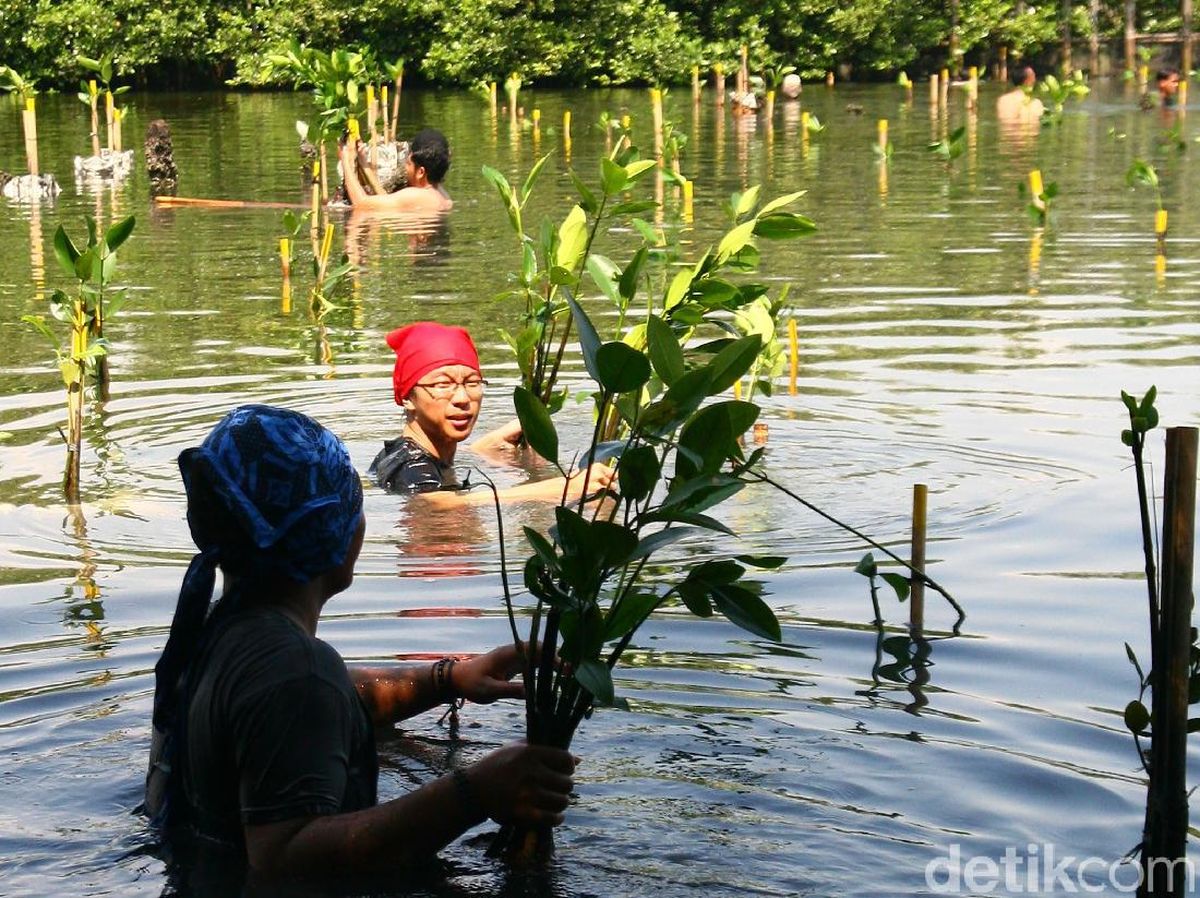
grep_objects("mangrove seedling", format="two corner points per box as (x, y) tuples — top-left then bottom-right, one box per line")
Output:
(804, 113), (826, 134)
(384, 58), (404, 142)
(1126, 159), (1164, 209)
(1117, 386), (1200, 890)
(1038, 73), (1089, 121)
(21, 215), (135, 503)
(0, 66), (40, 104)
(928, 126), (967, 164)
(855, 551), (910, 625)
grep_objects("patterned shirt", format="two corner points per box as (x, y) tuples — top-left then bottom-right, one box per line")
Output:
(368, 436), (461, 493)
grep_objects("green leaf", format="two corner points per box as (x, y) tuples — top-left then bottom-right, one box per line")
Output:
(611, 200), (659, 216)
(660, 476), (744, 515)
(73, 248), (95, 282)
(855, 553), (877, 576)
(707, 335), (763, 394)
(617, 445), (661, 502)
(753, 213), (817, 240)
(566, 292), (603, 384)
(21, 314), (59, 347)
(757, 190), (807, 218)
(630, 527), (700, 561)
(521, 152), (552, 206)
(677, 581), (713, 617)
(569, 169), (599, 215)
(601, 157), (629, 196)
(586, 255), (621, 305)
(711, 583), (782, 641)
(555, 204), (589, 272)
(576, 660), (615, 705)
(618, 246), (648, 302)
(737, 555), (786, 569)
(880, 572), (911, 602)
(716, 220), (757, 263)
(664, 267), (694, 310)
(596, 342), (651, 394)
(592, 520), (639, 568)
(604, 592), (661, 641)
(646, 315), (685, 386)
(53, 226), (81, 278)
(677, 400), (760, 477)
(624, 159), (657, 182)
(513, 386), (558, 465)
(642, 509), (733, 535)
(734, 185), (761, 218)
(524, 526), (558, 566)
(1125, 699), (1151, 734)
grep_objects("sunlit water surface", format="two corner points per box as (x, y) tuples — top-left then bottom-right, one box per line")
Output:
(1, 82), (1198, 897)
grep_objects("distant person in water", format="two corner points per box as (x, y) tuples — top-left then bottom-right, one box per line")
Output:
(339, 128), (453, 213)
(369, 321), (614, 504)
(996, 64), (1045, 122)
(145, 404), (575, 884)
(1157, 67), (1181, 108)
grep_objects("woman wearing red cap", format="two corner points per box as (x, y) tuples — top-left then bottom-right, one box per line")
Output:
(370, 322), (613, 501)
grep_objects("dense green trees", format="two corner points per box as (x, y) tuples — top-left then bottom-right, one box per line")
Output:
(0, 0), (1189, 88)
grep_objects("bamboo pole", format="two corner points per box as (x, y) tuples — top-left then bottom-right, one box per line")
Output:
(877, 118), (889, 151)
(826, 71), (835, 86)
(381, 85), (390, 145)
(1029, 169), (1045, 212)
(105, 90), (114, 150)
(940, 68), (950, 106)
(1140, 427), (1197, 897)
(930, 72), (940, 108)
(787, 319), (799, 395)
(22, 98), (38, 177)
(89, 81), (100, 157)
(1061, 0), (1073, 74)
(682, 178), (693, 222)
(999, 46), (1009, 83)
(909, 484), (928, 634)
(113, 107), (122, 154)
(280, 238), (291, 278)
(563, 109), (572, 158)
(366, 84), (377, 167)
(1156, 209), (1169, 254)
(714, 64), (725, 106)
(650, 88), (663, 159)
(968, 65), (979, 111)
(739, 44), (749, 98)
(765, 89), (775, 123)
(692, 65), (701, 103)
(319, 142), (329, 204)
(1090, 0), (1102, 74)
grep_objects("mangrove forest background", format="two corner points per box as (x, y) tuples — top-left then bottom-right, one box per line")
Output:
(1, 0), (1195, 90)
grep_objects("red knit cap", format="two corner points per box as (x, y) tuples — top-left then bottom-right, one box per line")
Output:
(386, 322), (481, 404)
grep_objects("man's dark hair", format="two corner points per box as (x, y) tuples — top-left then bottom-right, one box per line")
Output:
(1011, 64), (1035, 88)
(1157, 66), (1180, 83)
(410, 128), (451, 184)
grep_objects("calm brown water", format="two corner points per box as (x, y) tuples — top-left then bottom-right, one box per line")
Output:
(0, 81), (1198, 896)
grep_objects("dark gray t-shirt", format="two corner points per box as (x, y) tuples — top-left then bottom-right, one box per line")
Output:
(180, 607), (377, 847)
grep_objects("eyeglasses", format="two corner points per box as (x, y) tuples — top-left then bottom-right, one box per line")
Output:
(414, 378), (488, 399)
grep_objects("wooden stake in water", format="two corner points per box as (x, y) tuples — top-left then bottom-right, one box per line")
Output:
(692, 65), (701, 103)
(940, 68), (950, 105)
(877, 118), (889, 151)
(1029, 169), (1045, 213)
(739, 44), (749, 98)
(714, 63), (726, 106)
(967, 66), (979, 111)
(1140, 64), (1150, 87)
(105, 90), (114, 150)
(381, 85), (390, 143)
(88, 80), (100, 157)
(22, 98), (38, 177)
(999, 46), (1009, 83)
(682, 178), (694, 222)
(563, 109), (572, 157)
(310, 160), (321, 249)
(787, 319), (799, 395)
(1141, 427), (1198, 895)
(650, 88), (663, 159)
(765, 89), (775, 123)
(930, 72), (940, 108)
(280, 238), (291, 278)
(113, 107), (123, 153)
(909, 483), (928, 634)
(391, 66), (404, 141)
(366, 84), (377, 165)
(1156, 208), (1169, 253)
(489, 82), (497, 115)
(1179, 80), (1189, 112)
(621, 113), (631, 130)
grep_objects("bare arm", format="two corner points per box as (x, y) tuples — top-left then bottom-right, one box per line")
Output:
(417, 463), (616, 508)
(244, 742), (575, 876)
(351, 644), (527, 727)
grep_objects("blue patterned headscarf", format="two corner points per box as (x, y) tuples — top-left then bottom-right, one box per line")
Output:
(151, 404), (364, 751)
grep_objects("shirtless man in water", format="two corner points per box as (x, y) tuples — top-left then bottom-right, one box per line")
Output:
(339, 127), (453, 213)
(996, 65), (1045, 123)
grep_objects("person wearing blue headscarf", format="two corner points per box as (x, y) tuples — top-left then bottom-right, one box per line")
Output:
(146, 405), (574, 881)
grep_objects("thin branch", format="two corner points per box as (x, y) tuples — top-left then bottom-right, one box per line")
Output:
(750, 471), (966, 628)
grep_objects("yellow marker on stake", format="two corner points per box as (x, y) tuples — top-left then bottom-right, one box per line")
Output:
(347, 118), (360, 143)
(621, 113), (631, 130)
(877, 119), (888, 149)
(682, 178), (694, 221)
(280, 238), (291, 278)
